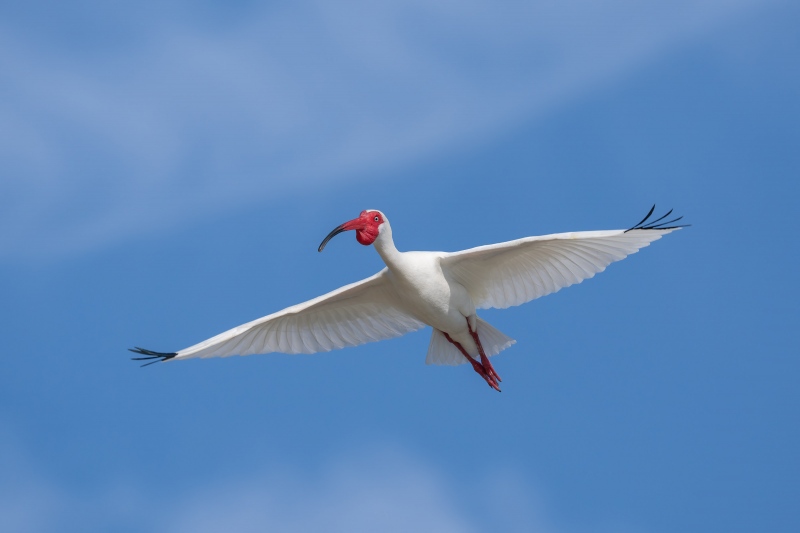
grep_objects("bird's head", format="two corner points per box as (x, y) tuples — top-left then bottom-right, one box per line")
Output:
(318, 210), (387, 252)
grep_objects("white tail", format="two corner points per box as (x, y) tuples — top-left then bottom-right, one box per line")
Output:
(425, 318), (516, 366)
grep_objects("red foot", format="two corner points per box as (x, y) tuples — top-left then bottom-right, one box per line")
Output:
(480, 355), (502, 384)
(467, 320), (503, 383)
(443, 331), (501, 392)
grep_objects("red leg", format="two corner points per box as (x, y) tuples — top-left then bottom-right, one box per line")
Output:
(443, 332), (501, 392)
(467, 319), (502, 383)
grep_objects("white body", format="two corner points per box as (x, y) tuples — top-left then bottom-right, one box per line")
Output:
(166, 212), (678, 366)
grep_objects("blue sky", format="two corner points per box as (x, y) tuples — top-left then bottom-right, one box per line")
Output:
(1, 1), (798, 532)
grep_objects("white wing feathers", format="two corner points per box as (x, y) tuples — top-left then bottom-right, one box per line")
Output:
(174, 269), (424, 360)
(442, 228), (678, 310)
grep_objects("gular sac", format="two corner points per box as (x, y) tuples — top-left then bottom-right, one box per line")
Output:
(356, 227), (379, 245)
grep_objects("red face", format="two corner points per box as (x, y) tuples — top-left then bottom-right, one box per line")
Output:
(349, 210), (384, 245)
(318, 210), (384, 252)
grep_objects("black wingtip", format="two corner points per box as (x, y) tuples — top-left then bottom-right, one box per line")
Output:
(129, 347), (178, 367)
(625, 205), (690, 232)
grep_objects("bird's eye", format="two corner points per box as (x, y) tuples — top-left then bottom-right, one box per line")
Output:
(374, 216), (379, 222)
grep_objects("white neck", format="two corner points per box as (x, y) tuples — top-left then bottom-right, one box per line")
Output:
(373, 220), (402, 267)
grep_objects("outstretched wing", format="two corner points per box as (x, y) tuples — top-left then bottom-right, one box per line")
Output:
(441, 207), (685, 310)
(132, 268), (425, 362)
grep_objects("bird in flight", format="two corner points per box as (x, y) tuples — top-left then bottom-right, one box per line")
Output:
(131, 206), (685, 391)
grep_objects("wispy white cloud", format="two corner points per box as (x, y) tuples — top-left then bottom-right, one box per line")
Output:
(0, 425), (145, 533)
(165, 450), (480, 533)
(0, 428), (560, 533)
(0, 0), (773, 259)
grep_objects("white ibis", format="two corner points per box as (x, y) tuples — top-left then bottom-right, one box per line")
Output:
(131, 206), (685, 391)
